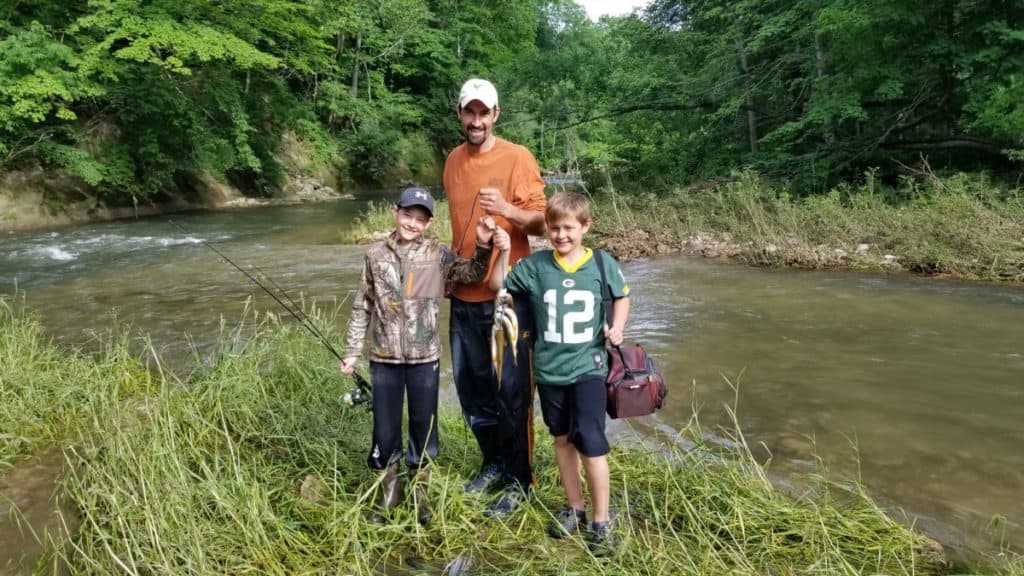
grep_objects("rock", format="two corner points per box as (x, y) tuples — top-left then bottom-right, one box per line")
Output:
(283, 175), (345, 202)
(856, 243), (870, 253)
(299, 474), (326, 503)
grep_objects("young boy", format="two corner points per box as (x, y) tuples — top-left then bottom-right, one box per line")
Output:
(493, 191), (630, 552)
(340, 186), (509, 525)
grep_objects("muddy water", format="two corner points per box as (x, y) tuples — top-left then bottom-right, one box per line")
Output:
(2, 200), (1023, 567)
(621, 257), (1024, 559)
(0, 449), (75, 574)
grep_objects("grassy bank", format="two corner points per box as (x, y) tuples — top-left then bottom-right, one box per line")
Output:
(594, 171), (1024, 282)
(2, 298), (1022, 574)
(0, 298), (159, 472)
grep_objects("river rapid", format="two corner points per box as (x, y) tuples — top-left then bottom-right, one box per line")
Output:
(2, 199), (1023, 567)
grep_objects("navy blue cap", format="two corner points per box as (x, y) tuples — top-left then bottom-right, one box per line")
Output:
(396, 187), (434, 216)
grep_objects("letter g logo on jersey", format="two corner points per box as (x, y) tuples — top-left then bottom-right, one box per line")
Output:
(562, 279), (575, 288)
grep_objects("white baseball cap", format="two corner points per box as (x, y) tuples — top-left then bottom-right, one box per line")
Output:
(458, 78), (499, 109)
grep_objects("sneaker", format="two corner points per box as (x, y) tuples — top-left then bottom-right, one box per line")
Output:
(548, 506), (587, 539)
(587, 520), (618, 556)
(483, 485), (526, 519)
(463, 464), (503, 494)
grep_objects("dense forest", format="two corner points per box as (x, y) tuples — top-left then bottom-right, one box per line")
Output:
(1, 0), (1022, 204)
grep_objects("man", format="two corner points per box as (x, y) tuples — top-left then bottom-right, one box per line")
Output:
(444, 78), (547, 518)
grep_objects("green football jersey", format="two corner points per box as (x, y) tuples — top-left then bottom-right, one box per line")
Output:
(505, 248), (630, 385)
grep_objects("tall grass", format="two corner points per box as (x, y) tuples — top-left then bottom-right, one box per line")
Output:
(0, 296), (158, 472)
(4, 299), (1023, 573)
(673, 170), (1024, 280)
(336, 173), (1023, 282)
(44, 312), (1004, 574)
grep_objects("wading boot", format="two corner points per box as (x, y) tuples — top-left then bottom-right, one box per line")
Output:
(412, 467), (433, 525)
(370, 460), (404, 524)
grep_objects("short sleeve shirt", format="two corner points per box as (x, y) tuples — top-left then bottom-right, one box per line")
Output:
(505, 248), (629, 385)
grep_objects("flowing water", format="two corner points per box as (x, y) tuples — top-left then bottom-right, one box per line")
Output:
(2, 200), (1022, 568)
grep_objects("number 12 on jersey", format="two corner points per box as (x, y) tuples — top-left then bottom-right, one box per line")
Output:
(542, 288), (597, 344)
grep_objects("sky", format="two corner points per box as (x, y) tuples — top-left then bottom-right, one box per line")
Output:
(576, 0), (650, 21)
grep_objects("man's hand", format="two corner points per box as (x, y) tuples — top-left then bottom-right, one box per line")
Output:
(479, 187), (510, 218)
(339, 357), (357, 375)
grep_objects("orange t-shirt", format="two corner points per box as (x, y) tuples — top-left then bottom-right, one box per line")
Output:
(444, 137), (547, 302)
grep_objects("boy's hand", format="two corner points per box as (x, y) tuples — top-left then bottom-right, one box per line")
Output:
(492, 225), (511, 252)
(339, 357), (357, 375)
(475, 216), (495, 246)
(603, 324), (624, 346)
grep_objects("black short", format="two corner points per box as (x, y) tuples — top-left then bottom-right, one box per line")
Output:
(537, 374), (609, 457)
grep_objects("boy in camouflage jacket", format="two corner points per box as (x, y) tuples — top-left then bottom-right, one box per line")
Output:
(340, 187), (509, 524)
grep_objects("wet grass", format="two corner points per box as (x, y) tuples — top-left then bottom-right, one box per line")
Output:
(2, 298), (1023, 574)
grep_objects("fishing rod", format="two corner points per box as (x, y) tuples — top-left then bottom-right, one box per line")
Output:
(169, 219), (371, 406)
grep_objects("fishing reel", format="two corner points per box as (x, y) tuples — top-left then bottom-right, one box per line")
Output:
(340, 372), (372, 409)
(340, 385), (370, 407)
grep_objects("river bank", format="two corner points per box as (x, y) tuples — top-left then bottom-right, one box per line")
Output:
(3, 202), (1024, 573)
(0, 165), (351, 232)
(7, 300), (1012, 575)
(4, 168), (1023, 283)
(587, 171), (1024, 283)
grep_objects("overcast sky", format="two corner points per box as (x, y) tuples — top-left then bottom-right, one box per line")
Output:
(575, 0), (650, 21)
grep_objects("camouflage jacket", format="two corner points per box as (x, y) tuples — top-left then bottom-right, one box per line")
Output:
(343, 231), (492, 364)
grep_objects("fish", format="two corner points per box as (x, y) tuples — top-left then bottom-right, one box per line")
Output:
(491, 288), (519, 383)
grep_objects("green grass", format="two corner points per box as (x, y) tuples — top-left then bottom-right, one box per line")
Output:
(340, 198), (452, 244)
(3, 297), (1023, 574)
(670, 170), (1024, 281)
(0, 296), (159, 473)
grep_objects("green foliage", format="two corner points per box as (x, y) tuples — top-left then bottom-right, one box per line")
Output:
(505, 0), (1023, 191)
(2, 0), (544, 203)
(341, 198), (452, 244)
(0, 296), (159, 471)
(3, 0), (1021, 208)
(344, 127), (403, 185)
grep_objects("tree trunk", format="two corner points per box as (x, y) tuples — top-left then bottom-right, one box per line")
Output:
(736, 32), (759, 154)
(350, 34), (362, 97)
(814, 31), (834, 146)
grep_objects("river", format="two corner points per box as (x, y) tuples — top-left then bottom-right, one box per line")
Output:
(2, 199), (1022, 567)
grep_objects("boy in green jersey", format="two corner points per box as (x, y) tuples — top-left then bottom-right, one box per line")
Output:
(493, 191), (630, 552)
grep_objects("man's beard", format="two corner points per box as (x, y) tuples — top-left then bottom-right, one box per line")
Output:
(464, 128), (486, 146)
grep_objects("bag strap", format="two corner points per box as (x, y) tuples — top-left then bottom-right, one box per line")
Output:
(594, 249), (629, 371)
